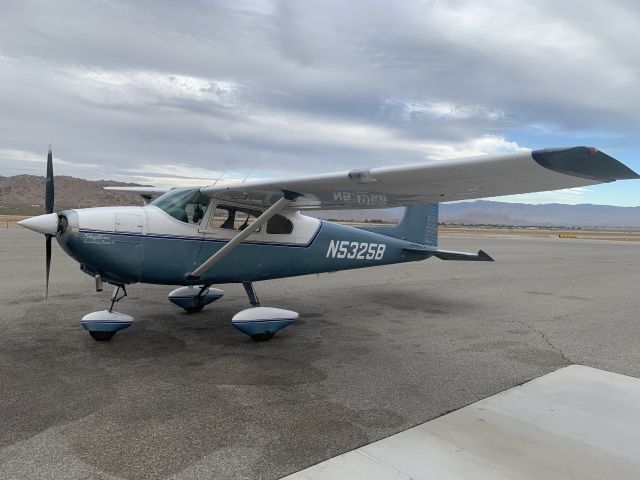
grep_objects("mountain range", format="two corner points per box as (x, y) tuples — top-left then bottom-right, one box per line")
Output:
(439, 200), (640, 228)
(1, 175), (639, 228)
(0, 175), (141, 214)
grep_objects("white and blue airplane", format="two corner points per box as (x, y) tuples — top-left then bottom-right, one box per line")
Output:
(18, 146), (639, 342)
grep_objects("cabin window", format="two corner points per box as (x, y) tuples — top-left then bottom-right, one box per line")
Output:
(266, 214), (294, 234)
(212, 204), (263, 231)
(150, 187), (210, 225)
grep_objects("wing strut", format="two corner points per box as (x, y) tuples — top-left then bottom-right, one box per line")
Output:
(185, 192), (298, 280)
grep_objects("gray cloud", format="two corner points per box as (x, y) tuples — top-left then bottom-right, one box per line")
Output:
(0, 0), (639, 187)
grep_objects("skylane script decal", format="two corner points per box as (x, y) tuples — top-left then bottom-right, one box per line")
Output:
(82, 233), (112, 245)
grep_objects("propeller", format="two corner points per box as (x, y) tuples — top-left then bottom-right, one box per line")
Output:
(45, 144), (54, 299)
(16, 144), (60, 299)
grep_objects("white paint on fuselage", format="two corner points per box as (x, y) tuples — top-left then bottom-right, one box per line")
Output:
(72, 203), (321, 245)
(75, 206), (147, 234)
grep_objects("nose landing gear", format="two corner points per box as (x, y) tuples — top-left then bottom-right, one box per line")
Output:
(81, 285), (133, 341)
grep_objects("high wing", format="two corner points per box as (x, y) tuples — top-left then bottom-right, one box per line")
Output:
(103, 186), (173, 204)
(201, 147), (638, 209)
(103, 186), (173, 195)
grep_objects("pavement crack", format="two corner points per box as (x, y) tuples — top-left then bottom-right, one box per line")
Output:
(534, 326), (572, 365)
(514, 319), (572, 365)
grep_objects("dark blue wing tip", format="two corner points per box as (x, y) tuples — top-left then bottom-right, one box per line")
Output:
(532, 146), (639, 181)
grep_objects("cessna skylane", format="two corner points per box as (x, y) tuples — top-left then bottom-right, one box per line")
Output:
(18, 146), (638, 342)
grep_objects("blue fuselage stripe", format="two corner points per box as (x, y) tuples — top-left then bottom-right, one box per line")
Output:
(79, 221), (323, 248)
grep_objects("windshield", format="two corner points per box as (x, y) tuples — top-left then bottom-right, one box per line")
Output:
(150, 187), (210, 225)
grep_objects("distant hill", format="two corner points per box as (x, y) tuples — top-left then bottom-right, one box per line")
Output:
(309, 201), (640, 228)
(0, 175), (142, 214)
(1, 175), (639, 227)
(439, 200), (640, 228)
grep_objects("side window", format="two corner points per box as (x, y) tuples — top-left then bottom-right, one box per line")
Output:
(185, 201), (209, 225)
(211, 204), (262, 231)
(212, 205), (234, 229)
(267, 214), (293, 234)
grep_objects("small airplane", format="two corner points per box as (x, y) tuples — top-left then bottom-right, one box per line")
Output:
(18, 145), (639, 342)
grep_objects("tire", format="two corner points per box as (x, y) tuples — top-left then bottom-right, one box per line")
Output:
(184, 303), (205, 314)
(89, 331), (116, 341)
(250, 332), (275, 342)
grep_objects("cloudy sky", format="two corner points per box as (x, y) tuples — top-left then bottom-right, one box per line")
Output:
(1, 0), (639, 205)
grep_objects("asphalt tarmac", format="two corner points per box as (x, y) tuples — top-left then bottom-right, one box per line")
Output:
(1, 228), (639, 479)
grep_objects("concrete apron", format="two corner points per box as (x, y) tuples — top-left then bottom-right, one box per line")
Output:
(284, 365), (640, 479)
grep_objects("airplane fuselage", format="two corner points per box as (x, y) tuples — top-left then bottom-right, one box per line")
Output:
(56, 205), (429, 287)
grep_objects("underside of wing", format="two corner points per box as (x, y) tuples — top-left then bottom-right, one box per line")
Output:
(201, 147), (638, 209)
(103, 186), (173, 204)
(104, 186), (173, 196)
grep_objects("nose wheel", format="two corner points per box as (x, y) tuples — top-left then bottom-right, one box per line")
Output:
(81, 285), (133, 342)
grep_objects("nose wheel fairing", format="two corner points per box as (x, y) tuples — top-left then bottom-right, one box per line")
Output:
(81, 310), (133, 341)
(82, 285), (133, 341)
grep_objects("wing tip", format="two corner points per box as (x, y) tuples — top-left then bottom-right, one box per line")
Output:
(532, 146), (639, 181)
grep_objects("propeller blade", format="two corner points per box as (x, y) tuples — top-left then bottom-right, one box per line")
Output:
(45, 144), (54, 214)
(45, 233), (52, 299)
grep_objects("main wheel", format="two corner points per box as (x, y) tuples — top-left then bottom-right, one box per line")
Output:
(89, 331), (116, 341)
(250, 332), (275, 342)
(184, 303), (205, 314)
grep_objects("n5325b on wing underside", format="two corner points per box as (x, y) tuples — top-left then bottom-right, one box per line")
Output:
(19, 146), (639, 342)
